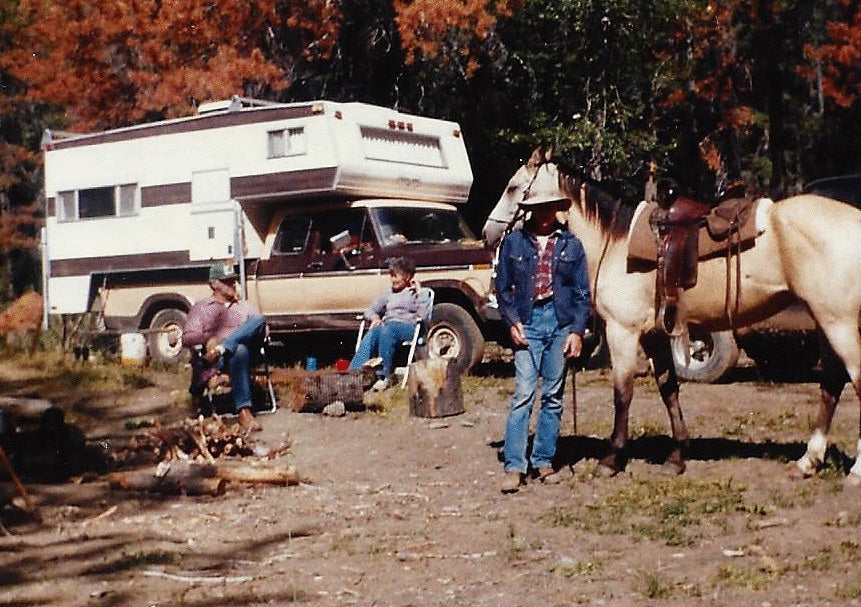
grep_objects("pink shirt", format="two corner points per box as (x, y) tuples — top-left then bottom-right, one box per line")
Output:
(182, 296), (259, 348)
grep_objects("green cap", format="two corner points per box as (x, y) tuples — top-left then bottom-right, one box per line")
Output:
(209, 262), (238, 282)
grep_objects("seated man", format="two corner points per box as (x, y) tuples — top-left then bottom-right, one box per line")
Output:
(349, 256), (422, 391)
(182, 262), (266, 429)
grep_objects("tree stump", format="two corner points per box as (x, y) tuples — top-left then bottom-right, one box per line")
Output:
(407, 358), (464, 418)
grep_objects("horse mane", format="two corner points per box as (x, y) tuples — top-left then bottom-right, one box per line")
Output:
(554, 163), (638, 240)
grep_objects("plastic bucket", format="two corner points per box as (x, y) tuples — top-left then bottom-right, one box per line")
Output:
(120, 333), (147, 366)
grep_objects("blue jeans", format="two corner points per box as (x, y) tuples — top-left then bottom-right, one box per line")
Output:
(503, 301), (568, 473)
(220, 314), (266, 414)
(349, 321), (416, 379)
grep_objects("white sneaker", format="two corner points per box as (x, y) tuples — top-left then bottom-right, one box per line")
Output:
(371, 378), (390, 392)
(362, 357), (383, 369)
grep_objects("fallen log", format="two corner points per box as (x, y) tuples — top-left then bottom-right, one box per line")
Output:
(271, 368), (363, 413)
(215, 462), (300, 485)
(108, 461), (225, 496)
(108, 459), (301, 494)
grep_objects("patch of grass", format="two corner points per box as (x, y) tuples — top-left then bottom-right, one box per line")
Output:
(839, 539), (861, 561)
(630, 421), (665, 440)
(504, 524), (529, 560)
(549, 559), (603, 578)
(836, 579), (861, 600)
(634, 570), (674, 599)
(714, 562), (776, 591)
(120, 369), (156, 388)
(803, 546), (835, 571)
(824, 510), (861, 528)
(538, 477), (748, 546)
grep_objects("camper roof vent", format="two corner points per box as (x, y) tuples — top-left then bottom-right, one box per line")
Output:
(197, 95), (283, 114)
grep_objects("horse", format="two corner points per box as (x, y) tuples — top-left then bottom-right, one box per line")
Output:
(484, 148), (861, 483)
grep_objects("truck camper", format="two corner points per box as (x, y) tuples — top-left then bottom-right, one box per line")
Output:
(43, 97), (498, 369)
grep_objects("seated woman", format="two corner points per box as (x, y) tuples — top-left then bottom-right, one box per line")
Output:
(350, 257), (421, 391)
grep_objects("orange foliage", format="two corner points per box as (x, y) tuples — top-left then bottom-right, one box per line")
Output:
(393, 0), (524, 74)
(803, 2), (860, 108)
(1, 0), (291, 131)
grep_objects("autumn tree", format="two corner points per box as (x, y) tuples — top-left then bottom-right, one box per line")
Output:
(655, 1), (860, 197)
(0, 0), (342, 131)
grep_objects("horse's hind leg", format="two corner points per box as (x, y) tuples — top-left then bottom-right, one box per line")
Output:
(797, 322), (861, 480)
(640, 331), (689, 474)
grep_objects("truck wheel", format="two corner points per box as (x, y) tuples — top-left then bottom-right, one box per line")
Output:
(426, 303), (485, 372)
(671, 328), (739, 383)
(147, 308), (188, 365)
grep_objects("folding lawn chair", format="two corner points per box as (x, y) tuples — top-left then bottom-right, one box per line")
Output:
(189, 336), (278, 416)
(354, 287), (435, 388)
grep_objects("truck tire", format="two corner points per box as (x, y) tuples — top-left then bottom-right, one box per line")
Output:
(427, 303), (485, 372)
(671, 328), (739, 383)
(147, 308), (188, 365)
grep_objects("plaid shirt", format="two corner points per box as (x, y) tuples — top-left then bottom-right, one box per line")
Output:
(181, 296), (258, 348)
(531, 232), (558, 300)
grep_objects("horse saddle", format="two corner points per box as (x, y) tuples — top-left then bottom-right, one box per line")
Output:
(627, 195), (761, 335)
(627, 196), (760, 277)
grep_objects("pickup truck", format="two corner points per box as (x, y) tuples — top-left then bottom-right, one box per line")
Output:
(42, 98), (500, 370)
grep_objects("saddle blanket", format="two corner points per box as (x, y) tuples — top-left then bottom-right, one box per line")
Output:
(626, 197), (772, 266)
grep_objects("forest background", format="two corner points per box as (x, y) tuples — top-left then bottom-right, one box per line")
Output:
(0, 0), (858, 303)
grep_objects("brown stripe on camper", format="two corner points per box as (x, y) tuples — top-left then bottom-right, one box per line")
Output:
(49, 104), (319, 150)
(50, 251), (192, 277)
(231, 167), (339, 201)
(141, 182), (192, 207)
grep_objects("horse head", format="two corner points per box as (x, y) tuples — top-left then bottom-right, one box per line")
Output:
(482, 147), (568, 247)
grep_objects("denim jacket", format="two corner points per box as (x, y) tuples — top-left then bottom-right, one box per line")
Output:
(495, 227), (591, 335)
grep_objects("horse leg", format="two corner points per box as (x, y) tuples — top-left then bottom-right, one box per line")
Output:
(640, 330), (689, 474)
(598, 320), (641, 474)
(796, 322), (860, 480)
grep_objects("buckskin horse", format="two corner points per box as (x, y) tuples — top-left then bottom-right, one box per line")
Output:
(484, 148), (861, 483)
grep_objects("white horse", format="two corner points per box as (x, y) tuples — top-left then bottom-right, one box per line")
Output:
(485, 148), (861, 482)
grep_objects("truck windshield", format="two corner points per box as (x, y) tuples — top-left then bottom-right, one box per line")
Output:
(371, 207), (477, 246)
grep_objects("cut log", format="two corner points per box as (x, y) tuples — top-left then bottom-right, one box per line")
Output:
(215, 462), (300, 485)
(108, 461), (225, 496)
(407, 358), (464, 418)
(271, 369), (364, 413)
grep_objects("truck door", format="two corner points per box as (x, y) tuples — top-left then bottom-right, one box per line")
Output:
(253, 207), (389, 331)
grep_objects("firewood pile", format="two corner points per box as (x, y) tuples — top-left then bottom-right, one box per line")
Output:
(120, 416), (272, 463)
(106, 415), (299, 496)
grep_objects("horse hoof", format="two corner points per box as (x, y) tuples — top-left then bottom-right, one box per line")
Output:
(662, 460), (686, 475)
(597, 454), (625, 476)
(795, 455), (816, 478)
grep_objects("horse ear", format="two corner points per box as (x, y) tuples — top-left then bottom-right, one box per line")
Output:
(527, 147), (545, 167)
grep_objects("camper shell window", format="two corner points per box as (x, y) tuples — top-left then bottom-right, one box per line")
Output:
(57, 184), (140, 221)
(267, 127), (306, 158)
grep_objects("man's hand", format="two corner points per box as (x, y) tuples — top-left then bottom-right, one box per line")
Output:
(204, 337), (224, 364)
(564, 332), (583, 358)
(509, 323), (527, 347)
(369, 315), (383, 328)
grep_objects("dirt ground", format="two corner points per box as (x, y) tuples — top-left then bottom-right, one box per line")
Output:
(1, 352), (860, 607)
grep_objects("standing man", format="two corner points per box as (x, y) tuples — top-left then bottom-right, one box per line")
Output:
(495, 195), (591, 493)
(182, 262), (267, 429)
